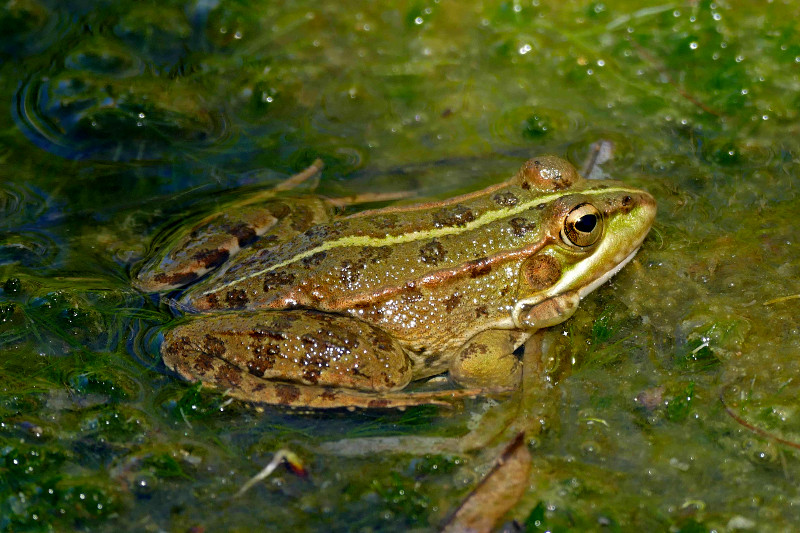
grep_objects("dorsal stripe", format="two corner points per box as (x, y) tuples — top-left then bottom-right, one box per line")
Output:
(202, 186), (635, 296)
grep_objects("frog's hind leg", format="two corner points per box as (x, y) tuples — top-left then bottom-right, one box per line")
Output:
(134, 161), (329, 293)
(163, 332), (486, 409)
(160, 309), (499, 409)
(170, 352), (484, 409)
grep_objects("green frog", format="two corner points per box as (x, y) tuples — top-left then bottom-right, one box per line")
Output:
(135, 156), (655, 409)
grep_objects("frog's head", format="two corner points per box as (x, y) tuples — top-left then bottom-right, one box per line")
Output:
(510, 156), (657, 330)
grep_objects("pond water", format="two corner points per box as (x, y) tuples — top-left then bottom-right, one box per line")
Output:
(2, 0), (800, 531)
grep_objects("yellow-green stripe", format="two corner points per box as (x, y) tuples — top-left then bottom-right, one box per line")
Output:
(203, 187), (636, 295)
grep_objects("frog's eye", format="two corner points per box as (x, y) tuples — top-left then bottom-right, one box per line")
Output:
(562, 203), (602, 248)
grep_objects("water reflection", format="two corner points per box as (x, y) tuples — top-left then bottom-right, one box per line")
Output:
(63, 37), (144, 78)
(14, 30), (230, 161)
(0, 183), (60, 269)
(0, 182), (50, 227)
(0, 0), (67, 59)
(0, 231), (58, 267)
(114, 4), (193, 64)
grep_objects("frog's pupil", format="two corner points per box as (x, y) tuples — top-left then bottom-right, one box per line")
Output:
(575, 214), (597, 233)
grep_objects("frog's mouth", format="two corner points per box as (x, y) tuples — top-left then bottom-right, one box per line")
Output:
(513, 245), (642, 330)
(576, 244), (641, 300)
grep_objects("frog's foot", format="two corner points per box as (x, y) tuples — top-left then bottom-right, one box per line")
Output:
(326, 190), (413, 208)
(267, 158), (324, 193)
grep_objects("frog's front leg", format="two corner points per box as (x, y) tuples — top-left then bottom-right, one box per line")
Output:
(161, 310), (484, 409)
(449, 329), (530, 389)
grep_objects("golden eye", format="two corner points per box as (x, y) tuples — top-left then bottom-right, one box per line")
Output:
(562, 203), (602, 248)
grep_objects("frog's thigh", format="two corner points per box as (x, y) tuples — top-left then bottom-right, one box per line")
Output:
(449, 329), (529, 389)
(161, 310), (413, 393)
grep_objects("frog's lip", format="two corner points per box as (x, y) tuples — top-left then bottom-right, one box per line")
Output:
(576, 244), (641, 300)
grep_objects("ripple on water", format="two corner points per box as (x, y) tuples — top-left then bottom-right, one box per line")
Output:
(0, 0), (69, 58)
(486, 105), (586, 149)
(287, 144), (366, 178)
(113, 4), (193, 64)
(130, 318), (168, 371)
(14, 36), (231, 161)
(63, 38), (145, 78)
(0, 184), (28, 224)
(0, 183), (50, 228)
(701, 136), (774, 169)
(0, 231), (59, 268)
(0, 183), (60, 269)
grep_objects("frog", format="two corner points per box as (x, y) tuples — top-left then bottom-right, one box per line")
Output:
(134, 155), (656, 409)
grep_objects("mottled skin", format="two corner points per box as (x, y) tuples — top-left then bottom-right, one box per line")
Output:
(135, 156), (656, 408)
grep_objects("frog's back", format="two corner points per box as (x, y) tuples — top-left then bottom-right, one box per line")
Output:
(179, 183), (550, 314)
(178, 155), (630, 323)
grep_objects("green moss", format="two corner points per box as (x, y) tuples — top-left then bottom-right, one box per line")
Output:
(0, 439), (120, 530)
(370, 472), (432, 527)
(142, 452), (193, 480)
(522, 113), (553, 139)
(162, 381), (228, 421)
(666, 382), (695, 422)
(523, 500), (623, 532)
